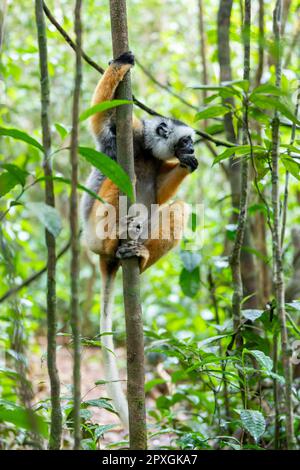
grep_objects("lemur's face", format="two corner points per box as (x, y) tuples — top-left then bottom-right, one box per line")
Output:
(144, 117), (195, 160)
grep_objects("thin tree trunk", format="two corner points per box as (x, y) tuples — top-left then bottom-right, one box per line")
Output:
(0, 0), (7, 52)
(217, 0), (258, 309)
(70, 0), (82, 450)
(271, 0), (296, 449)
(255, 0), (265, 87)
(198, 0), (208, 102)
(35, 0), (62, 450)
(109, 0), (147, 450)
(229, 0), (251, 407)
(281, 83), (300, 248)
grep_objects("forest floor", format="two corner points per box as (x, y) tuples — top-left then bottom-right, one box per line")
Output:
(29, 337), (173, 449)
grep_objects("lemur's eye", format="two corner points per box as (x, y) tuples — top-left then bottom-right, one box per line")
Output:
(156, 122), (169, 138)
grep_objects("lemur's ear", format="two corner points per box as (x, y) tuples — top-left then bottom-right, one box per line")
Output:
(156, 122), (169, 138)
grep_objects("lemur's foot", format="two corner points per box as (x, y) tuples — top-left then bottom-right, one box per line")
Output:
(109, 51), (135, 66)
(179, 154), (198, 172)
(119, 214), (146, 240)
(116, 240), (149, 260)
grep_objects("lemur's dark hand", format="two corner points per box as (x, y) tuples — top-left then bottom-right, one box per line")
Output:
(179, 154), (198, 172)
(109, 51), (135, 66)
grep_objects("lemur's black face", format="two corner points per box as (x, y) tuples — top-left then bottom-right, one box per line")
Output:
(174, 135), (194, 158)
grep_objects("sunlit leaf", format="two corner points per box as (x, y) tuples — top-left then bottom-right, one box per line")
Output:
(78, 146), (134, 201)
(0, 127), (44, 151)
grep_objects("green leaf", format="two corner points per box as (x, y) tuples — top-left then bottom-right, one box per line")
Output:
(27, 202), (62, 237)
(238, 409), (266, 443)
(242, 309), (264, 321)
(78, 146), (134, 201)
(0, 163), (29, 186)
(250, 83), (284, 97)
(79, 100), (132, 122)
(281, 157), (300, 180)
(0, 127), (44, 151)
(54, 123), (69, 140)
(179, 267), (200, 298)
(213, 147), (236, 165)
(250, 96), (300, 125)
(94, 424), (116, 440)
(245, 349), (273, 372)
(0, 172), (20, 197)
(194, 105), (229, 122)
(82, 398), (118, 415)
(180, 251), (201, 272)
(0, 406), (48, 438)
(81, 439), (96, 450)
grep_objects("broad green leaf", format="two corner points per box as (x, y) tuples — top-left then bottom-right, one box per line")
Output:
(0, 406), (48, 438)
(180, 251), (201, 272)
(250, 83), (284, 97)
(281, 157), (300, 180)
(245, 349), (273, 372)
(82, 398), (117, 414)
(0, 163), (29, 186)
(94, 424), (116, 440)
(286, 301), (300, 311)
(238, 409), (266, 443)
(213, 144), (266, 165)
(27, 202), (62, 237)
(78, 146), (134, 201)
(213, 147), (236, 165)
(79, 100), (132, 122)
(250, 96), (300, 125)
(0, 127), (44, 151)
(242, 309), (264, 321)
(179, 267), (200, 298)
(54, 123), (69, 139)
(194, 105), (229, 122)
(0, 172), (20, 197)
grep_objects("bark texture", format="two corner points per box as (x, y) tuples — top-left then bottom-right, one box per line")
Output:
(35, 0), (62, 450)
(271, 0), (296, 449)
(109, 0), (147, 450)
(70, 0), (82, 450)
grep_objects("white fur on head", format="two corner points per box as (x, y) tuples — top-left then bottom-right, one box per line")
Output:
(143, 117), (195, 160)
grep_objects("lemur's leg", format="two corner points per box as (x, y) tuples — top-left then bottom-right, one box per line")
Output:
(157, 157), (198, 205)
(116, 201), (189, 272)
(90, 51), (134, 136)
(85, 179), (120, 256)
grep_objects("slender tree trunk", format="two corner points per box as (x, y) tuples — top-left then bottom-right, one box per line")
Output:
(255, 0), (265, 87)
(281, 83), (300, 247)
(35, 0), (62, 450)
(230, 0), (251, 355)
(0, 0), (7, 52)
(109, 0), (147, 450)
(198, 0), (208, 102)
(217, 0), (258, 309)
(70, 0), (82, 450)
(271, 0), (296, 449)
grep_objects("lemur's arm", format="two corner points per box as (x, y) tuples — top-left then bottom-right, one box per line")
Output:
(156, 155), (197, 205)
(90, 52), (135, 137)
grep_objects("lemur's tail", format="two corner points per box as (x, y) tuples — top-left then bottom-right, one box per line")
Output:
(99, 257), (129, 428)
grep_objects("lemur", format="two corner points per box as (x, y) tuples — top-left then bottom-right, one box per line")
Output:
(81, 51), (198, 426)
